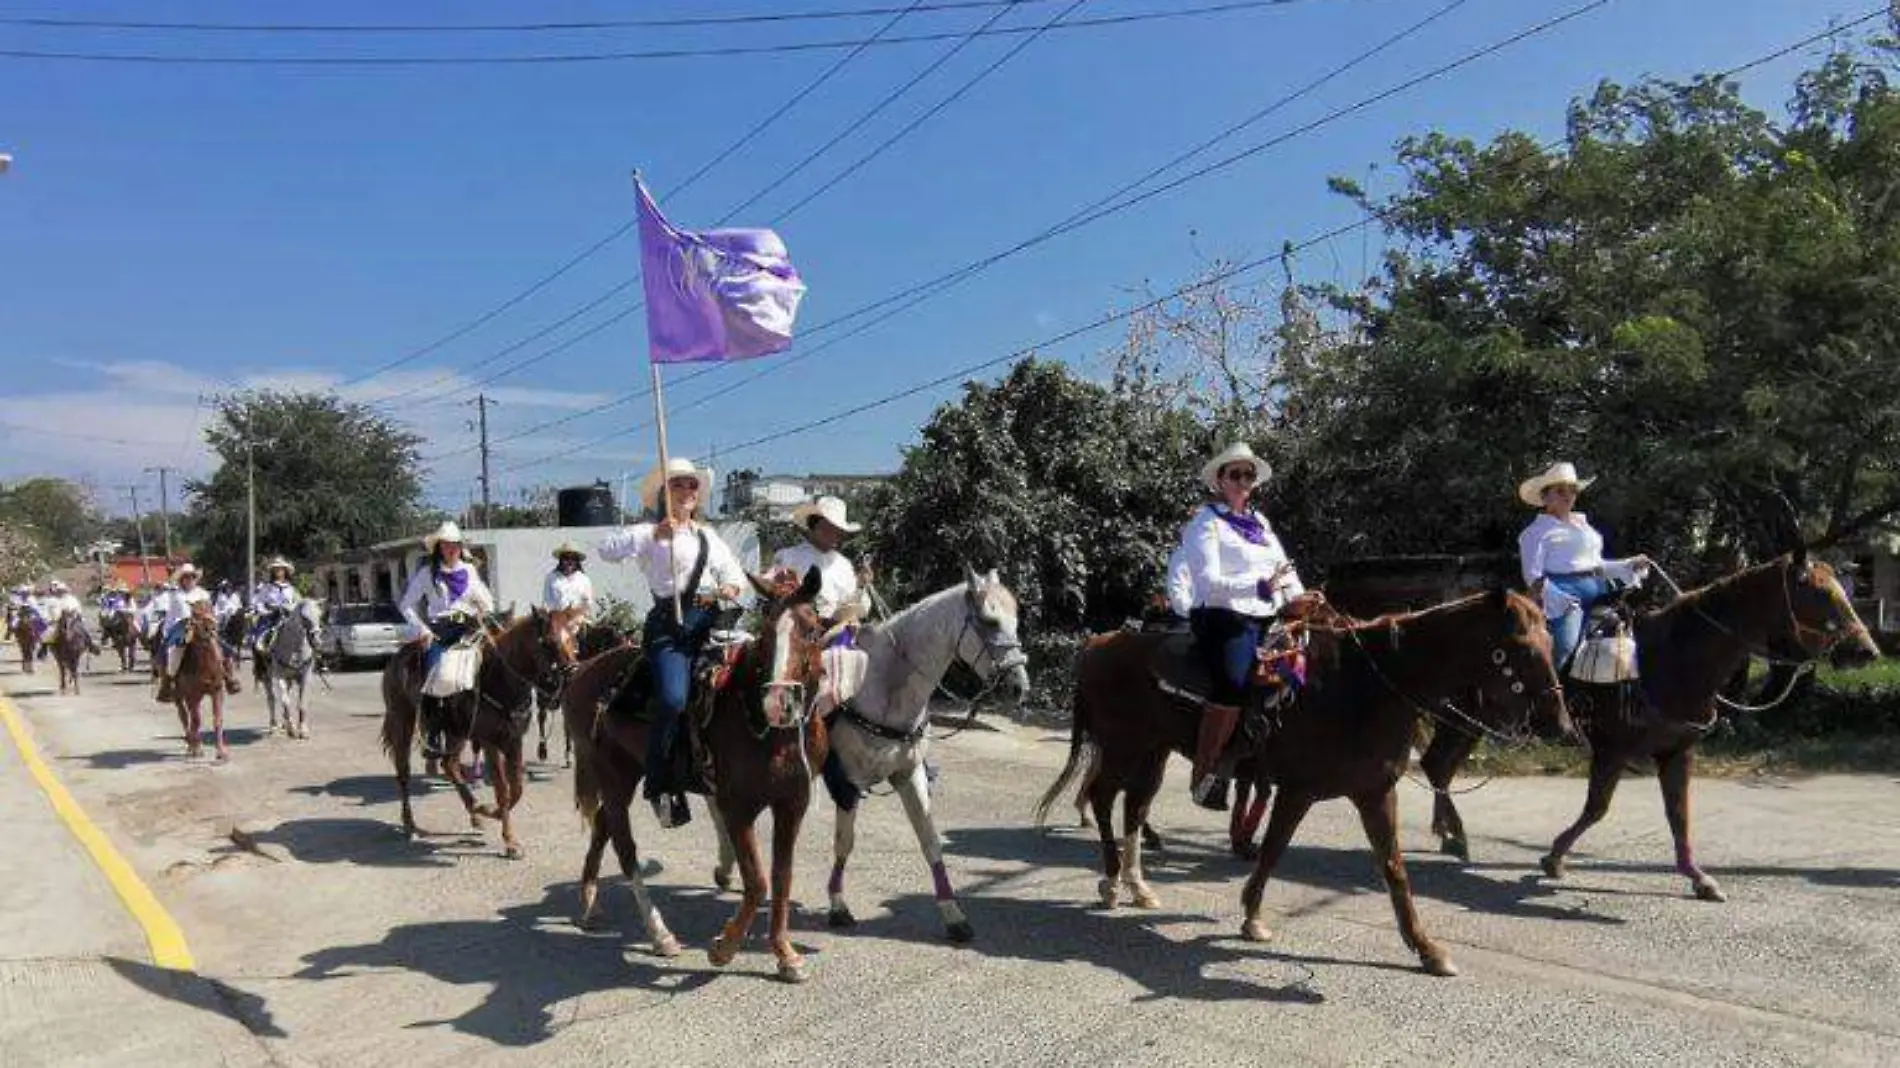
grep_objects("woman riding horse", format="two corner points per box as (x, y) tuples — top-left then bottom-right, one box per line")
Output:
(250, 556), (302, 648)
(157, 564), (229, 701)
(1180, 441), (1308, 811)
(1516, 462), (1652, 669)
(597, 457), (747, 830)
(397, 522), (497, 759)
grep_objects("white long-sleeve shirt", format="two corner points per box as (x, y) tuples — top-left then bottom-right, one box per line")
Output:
(398, 562), (496, 640)
(542, 568), (597, 617)
(161, 587), (213, 629)
(771, 543), (864, 620)
(1163, 541), (1195, 618)
(1518, 512), (1645, 616)
(1181, 504), (1305, 618)
(254, 580), (301, 613)
(598, 522), (745, 600)
(42, 593), (82, 620)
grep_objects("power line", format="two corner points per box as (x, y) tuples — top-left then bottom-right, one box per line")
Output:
(0, 1), (1335, 66)
(708, 5), (1891, 463)
(0, 1), (1069, 35)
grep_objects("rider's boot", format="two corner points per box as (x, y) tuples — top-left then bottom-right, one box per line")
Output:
(1191, 703), (1242, 811)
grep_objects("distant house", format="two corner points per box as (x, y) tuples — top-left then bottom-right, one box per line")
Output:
(721, 471), (889, 523)
(1845, 534), (1899, 633)
(105, 556), (188, 591)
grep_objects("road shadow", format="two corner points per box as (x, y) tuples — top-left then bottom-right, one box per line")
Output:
(294, 883), (771, 1046)
(232, 816), (463, 869)
(289, 774), (435, 807)
(7, 686), (59, 699)
(1476, 837), (1900, 892)
(103, 956), (286, 1040)
(69, 747), (176, 770)
(947, 824), (1622, 928)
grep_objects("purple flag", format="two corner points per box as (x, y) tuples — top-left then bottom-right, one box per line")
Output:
(635, 178), (807, 363)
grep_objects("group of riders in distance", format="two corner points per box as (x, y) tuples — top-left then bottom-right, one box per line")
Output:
(5, 442), (1881, 981)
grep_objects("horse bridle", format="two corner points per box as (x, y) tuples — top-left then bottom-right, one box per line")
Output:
(1340, 623), (1559, 748)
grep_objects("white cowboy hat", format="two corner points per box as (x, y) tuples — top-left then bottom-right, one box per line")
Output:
(174, 563), (200, 580)
(1517, 462), (1596, 507)
(1201, 442), (1272, 494)
(48, 579), (67, 592)
(551, 541), (587, 560)
(265, 556), (295, 575)
(422, 521), (466, 551)
(791, 495), (861, 534)
(639, 457), (714, 511)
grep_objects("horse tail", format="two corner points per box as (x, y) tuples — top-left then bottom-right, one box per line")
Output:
(1033, 645), (1097, 828)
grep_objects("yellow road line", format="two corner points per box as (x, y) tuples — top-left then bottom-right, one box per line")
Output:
(0, 690), (196, 971)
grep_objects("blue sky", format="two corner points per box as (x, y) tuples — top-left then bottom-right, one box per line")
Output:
(0, 0), (1875, 515)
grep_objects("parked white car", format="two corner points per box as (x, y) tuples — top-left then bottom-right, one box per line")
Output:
(316, 602), (406, 668)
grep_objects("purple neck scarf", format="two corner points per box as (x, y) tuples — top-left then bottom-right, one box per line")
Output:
(1213, 505), (1270, 547)
(435, 565), (470, 603)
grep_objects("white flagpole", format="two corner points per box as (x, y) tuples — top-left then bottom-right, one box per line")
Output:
(634, 171), (686, 623)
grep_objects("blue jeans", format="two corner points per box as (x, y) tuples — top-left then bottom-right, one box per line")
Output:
(642, 603), (716, 797)
(1189, 607), (1266, 705)
(1546, 573), (1610, 668)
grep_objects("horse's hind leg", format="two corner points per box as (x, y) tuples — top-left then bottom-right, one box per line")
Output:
(827, 797), (860, 928)
(709, 804), (766, 969)
(1074, 748), (1100, 828)
(600, 801), (680, 957)
(1658, 746), (1725, 902)
(1117, 753), (1166, 909)
(1541, 748), (1626, 879)
(1089, 764), (1123, 909)
(211, 692), (229, 762)
(1239, 789), (1314, 944)
(768, 800), (809, 983)
(1354, 785), (1457, 976)
(1421, 727), (1479, 860)
(711, 804), (738, 892)
(894, 762), (974, 942)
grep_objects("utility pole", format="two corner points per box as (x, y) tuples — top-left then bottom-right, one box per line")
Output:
(243, 396), (262, 601)
(143, 465), (174, 559)
(471, 393), (495, 528)
(120, 486), (151, 587)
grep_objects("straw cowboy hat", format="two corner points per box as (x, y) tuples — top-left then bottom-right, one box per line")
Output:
(1517, 462), (1596, 507)
(639, 457), (715, 511)
(791, 495), (861, 534)
(551, 541), (587, 560)
(422, 521), (466, 551)
(174, 563), (200, 580)
(1201, 442), (1272, 494)
(265, 556), (295, 575)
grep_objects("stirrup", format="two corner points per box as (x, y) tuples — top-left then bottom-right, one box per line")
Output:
(1191, 774), (1230, 812)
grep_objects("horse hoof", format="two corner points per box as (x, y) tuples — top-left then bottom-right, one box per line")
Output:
(1241, 919), (1273, 943)
(1097, 878), (1119, 909)
(1077, 813), (1095, 829)
(578, 911), (603, 931)
(708, 935), (739, 968)
(1693, 879), (1728, 903)
(827, 907), (856, 929)
(1130, 889), (1162, 910)
(1539, 854), (1566, 880)
(1441, 837), (1471, 862)
(945, 920), (975, 944)
(713, 869), (734, 893)
(1230, 841), (1260, 862)
(1422, 954), (1461, 978)
(653, 932), (683, 958)
(776, 957), (809, 984)
(503, 843), (524, 861)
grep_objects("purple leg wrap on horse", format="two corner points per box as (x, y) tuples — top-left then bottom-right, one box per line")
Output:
(828, 861), (846, 896)
(931, 861), (953, 901)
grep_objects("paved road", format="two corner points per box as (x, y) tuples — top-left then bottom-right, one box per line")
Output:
(2, 655), (1898, 1067)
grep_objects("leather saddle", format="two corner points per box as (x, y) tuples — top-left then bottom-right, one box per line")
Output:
(1150, 629), (1304, 710)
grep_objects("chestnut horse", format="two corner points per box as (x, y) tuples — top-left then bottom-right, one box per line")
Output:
(12, 612), (41, 673)
(562, 568), (828, 982)
(1039, 588), (1568, 976)
(170, 613), (229, 760)
(103, 608), (139, 672)
(380, 608), (580, 859)
(1416, 552), (1879, 901)
(51, 611), (89, 695)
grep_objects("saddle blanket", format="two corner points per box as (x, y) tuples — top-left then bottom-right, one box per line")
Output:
(423, 644), (483, 697)
(811, 647), (869, 722)
(1570, 634), (1639, 684)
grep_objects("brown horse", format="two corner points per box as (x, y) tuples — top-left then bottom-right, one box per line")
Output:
(12, 613), (41, 673)
(51, 611), (89, 694)
(562, 568), (828, 981)
(380, 607), (580, 859)
(169, 612), (229, 760)
(1417, 552), (1879, 901)
(1040, 588), (1567, 976)
(104, 608), (138, 672)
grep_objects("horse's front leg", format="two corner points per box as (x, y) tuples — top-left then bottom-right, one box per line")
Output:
(769, 799), (809, 983)
(1542, 748), (1626, 879)
(440, 743), (485, 831)
(1658, 746), (1724, 902)
(1421, 726), (1479, 860)
(893, 760), (975, 942)
(1353, 784), (1457, 976)
(492, 743), (523, 859)
(709, 805), (766, 969)
(1239, 789), (1314, 943)
(827, 794), (861, 928)
(211, 690), (229, 762)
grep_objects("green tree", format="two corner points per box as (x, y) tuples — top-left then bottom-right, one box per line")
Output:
(0, 477), (104, 560)
(184, 392), (427, 577)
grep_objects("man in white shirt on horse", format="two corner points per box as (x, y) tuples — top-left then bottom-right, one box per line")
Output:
(772, 496), (870, 643)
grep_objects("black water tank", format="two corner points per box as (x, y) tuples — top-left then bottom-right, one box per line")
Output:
(556, 483), (617, 527)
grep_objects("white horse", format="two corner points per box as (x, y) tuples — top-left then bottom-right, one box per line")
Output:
(264, 600), (324, 739)
(714, 567), (1030, 942)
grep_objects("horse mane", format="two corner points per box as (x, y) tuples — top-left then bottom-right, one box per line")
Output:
(1644, 554), (1799, 627)
(871, 577), (1018, 636)
(1307, 589), (1537, 636)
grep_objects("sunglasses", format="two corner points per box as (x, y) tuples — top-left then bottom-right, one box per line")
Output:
(667, 477), (701, 490)
(1221, 467), (1258, 483)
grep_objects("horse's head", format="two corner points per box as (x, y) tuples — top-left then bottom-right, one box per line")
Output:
(1474, 587), (1573, 742)
(744, 565), (829, 727)
(519, 606), (583, 695)
(956, 566), (1030, 705)
(1777, 552), (1881, 667)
